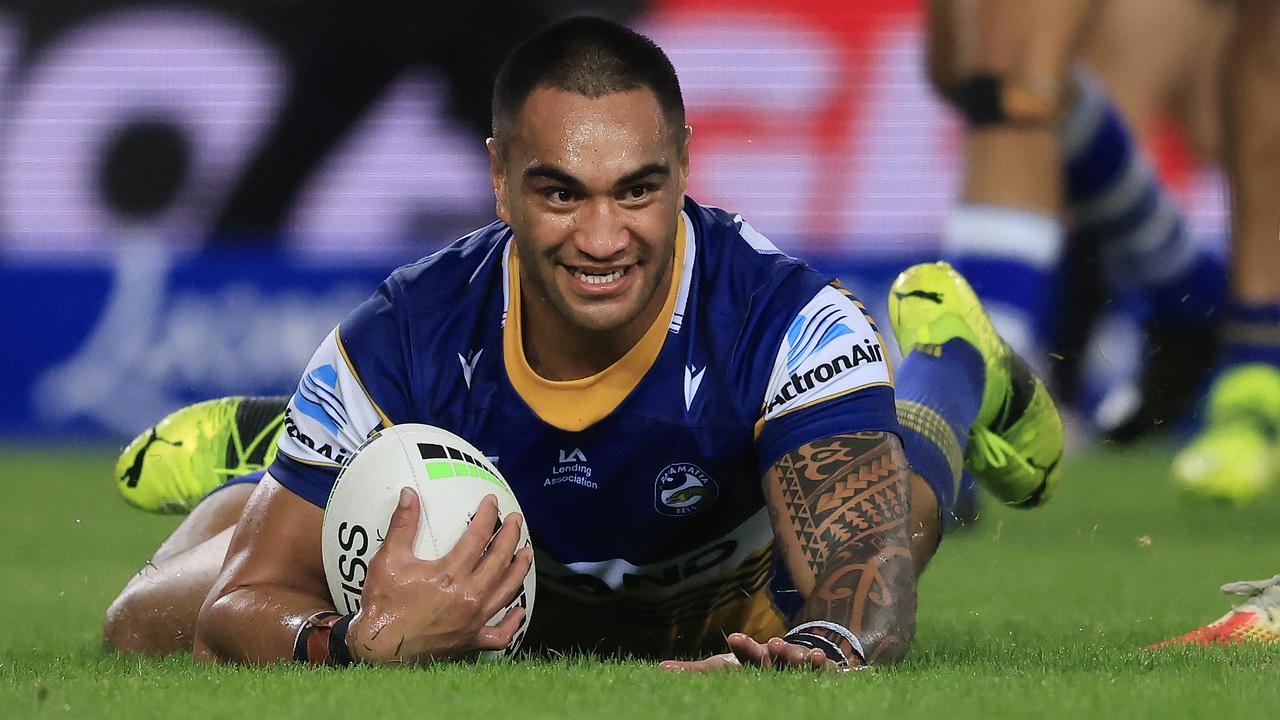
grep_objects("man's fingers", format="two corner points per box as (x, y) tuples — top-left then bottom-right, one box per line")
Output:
(473, 511), (523, 580)
(381, 487), (422, 553)
(473, 606), (526, 651)
(447, 495), (500, 568)
(810, 649), (830, 670)
(766, 637), (815, 669)
(726, 632), (771, 668)
(659, 637), (839, 673)
(480, 546), (533, 619)
(658, 653), (740, 672)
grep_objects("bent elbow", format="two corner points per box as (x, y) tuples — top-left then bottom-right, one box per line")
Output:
(861, 613), (916, 667)
(192, 592), (234, 664)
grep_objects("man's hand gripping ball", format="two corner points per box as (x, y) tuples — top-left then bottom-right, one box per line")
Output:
(346, 489), (533, 664)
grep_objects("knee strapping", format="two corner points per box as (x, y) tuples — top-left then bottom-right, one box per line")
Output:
(947, 73), (1062, 128)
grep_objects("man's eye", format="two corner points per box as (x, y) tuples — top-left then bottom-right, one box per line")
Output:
(625, 185), (650, 200)
(546, 189), (575, 204)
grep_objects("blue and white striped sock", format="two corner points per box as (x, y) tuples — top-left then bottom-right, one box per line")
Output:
(1061, 68), (1224, 324)
(943, 204), (1064, 361)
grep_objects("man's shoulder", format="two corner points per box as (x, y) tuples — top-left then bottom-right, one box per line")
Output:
(686, 198), (800, 272)
(684, 197), (832, 324)
(384, 220), (512, 313)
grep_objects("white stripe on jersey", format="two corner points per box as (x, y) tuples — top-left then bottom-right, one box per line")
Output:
(541, 508), (773, 602)
(500, 239), (512, 327)
(669, 211), (697, 334)
(734, 214), (782, 255)
(277, 326), (387, 467)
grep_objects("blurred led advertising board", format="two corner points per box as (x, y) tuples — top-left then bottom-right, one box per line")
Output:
(0, 1), (1225, 438)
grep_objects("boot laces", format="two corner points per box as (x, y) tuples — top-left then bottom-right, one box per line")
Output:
(1221, 575), (1280, 623)
(969, 427), (1025, 471)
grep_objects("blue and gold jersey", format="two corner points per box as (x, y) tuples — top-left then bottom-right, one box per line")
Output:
(270, 196), (898, 657)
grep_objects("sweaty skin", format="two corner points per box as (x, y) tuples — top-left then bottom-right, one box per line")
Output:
(194, 477), (530, 664)
(489, 86), (690, 380)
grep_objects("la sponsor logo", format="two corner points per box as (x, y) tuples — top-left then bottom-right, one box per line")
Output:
(544, 448), (597, 490)
(767, 338), (884, 414)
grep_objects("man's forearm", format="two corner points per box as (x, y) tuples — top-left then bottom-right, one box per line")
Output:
(765, 432), (918, 665)
(194, 585), (335, 665)
(792, 527), (916, 665)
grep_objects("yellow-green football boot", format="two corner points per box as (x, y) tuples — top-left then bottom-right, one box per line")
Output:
(1172, 364), (1280, 506)
(115, 396), (288, 513)
(888, 262), (1063, 507)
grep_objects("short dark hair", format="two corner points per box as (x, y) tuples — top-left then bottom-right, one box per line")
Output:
(491, 16), (686, 146)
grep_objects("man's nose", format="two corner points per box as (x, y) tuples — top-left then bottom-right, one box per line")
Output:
(573, 199), (627, 259)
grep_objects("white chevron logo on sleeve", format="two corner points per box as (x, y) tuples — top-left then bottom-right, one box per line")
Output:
(684, 364), (706, 411)
(459, 349), (483, 389)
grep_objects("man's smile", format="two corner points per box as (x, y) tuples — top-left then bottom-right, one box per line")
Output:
(561, 263), (635, 297)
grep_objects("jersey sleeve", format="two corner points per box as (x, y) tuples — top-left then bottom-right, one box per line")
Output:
(268, 280), (411, 507)
(754, 283), (899, 472)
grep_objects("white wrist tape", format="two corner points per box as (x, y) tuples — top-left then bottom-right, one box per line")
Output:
(785, 620), (866, 664)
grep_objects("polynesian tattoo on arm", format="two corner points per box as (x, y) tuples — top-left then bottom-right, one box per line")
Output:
(764, 431), (916, 665)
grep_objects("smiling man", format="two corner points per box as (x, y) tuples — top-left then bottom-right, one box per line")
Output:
(103, 16), (1064, 670)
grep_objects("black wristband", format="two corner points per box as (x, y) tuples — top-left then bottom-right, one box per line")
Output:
(292, 627), (309, 663)
(782, 631), (848, 666)
(783, 620), (865, 667)
(328, 613), (356, 666)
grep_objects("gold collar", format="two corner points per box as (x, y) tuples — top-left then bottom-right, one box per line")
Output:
(504, 218), (686, 431)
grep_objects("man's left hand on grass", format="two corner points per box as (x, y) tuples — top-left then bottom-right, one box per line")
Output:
(658, 633), (861, 673)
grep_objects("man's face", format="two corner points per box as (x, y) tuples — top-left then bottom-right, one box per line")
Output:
(489, 86), (689, 335)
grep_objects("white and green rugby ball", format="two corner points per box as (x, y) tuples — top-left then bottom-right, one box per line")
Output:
(320, 423), (534, 659)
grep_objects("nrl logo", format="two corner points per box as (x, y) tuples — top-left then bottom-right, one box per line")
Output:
(654, 463), (718, 517)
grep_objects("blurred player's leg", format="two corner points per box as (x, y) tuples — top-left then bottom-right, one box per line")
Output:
(103, 480), (256, 656)
(1218, 0), (1280, 315)
(927, 0), (1098, 361)
(1083, 0), (1232, 157)
(1069, 0), (1230, 439)
(1061, 68), (1224, 438)
(1174, 0), (1280, 504)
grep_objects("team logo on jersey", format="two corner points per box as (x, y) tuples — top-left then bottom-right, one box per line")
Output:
(654, 463), (718, 516)
(293, 363), (349, 433)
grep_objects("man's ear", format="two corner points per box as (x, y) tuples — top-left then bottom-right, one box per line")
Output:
(487, 137), (510, 224)
(677, 125), (692, 195)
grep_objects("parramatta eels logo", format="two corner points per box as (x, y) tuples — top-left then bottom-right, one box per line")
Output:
(654, 463), (718, 517)
(293, 363), (348, 433)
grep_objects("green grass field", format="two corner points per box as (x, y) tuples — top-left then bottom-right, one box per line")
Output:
(2, 444), (1278, 718)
